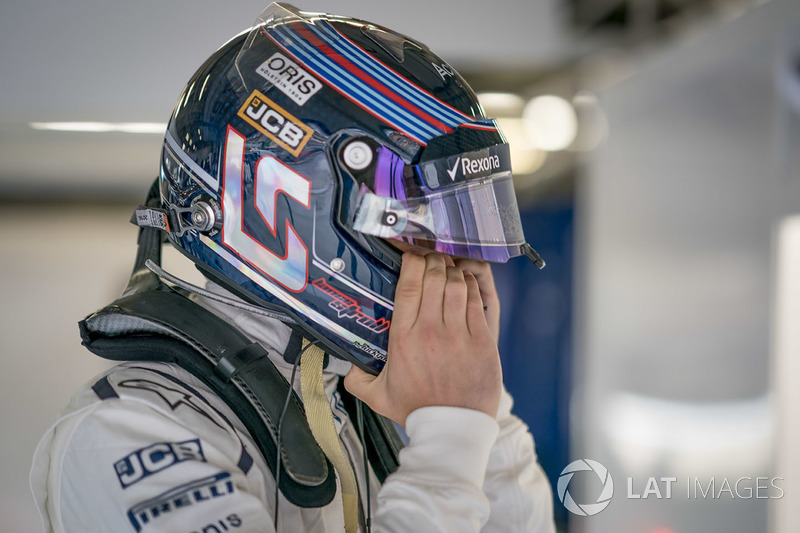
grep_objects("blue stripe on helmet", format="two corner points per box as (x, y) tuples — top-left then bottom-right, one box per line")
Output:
(313, 20), (471, 127)
(270, 23), (445, 142)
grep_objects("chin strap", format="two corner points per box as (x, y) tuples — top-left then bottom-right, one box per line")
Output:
(301, 340), (360, 533)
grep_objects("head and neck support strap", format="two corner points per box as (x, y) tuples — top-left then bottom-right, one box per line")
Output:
(79, 179), (404, 510)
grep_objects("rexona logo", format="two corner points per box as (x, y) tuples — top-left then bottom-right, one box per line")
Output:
(427, 144), (511, 188)
(447, 153), (502, 181)
(557, 459), (614, 516)
(256, 52), (323, 106)
(237, 91), (314, 157)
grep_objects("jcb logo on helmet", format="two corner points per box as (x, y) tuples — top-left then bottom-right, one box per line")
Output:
(237, 91), (313, 157)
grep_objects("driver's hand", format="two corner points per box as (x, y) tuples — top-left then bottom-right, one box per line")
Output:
(344, 252), (502, 427)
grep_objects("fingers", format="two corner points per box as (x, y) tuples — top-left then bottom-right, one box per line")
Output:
(392, 253), (426, 330)
(442, 266), (467, 327)
(399, 253), (484, 332)
(356, 248), (503, 425)
(453, 259), (496, 299)
(344, 365), (378, 407)
(454, 258), (500, 341)
(452, 258), (490, 276)
(464, 271), (488, 337)
(417, 253), (448, 324)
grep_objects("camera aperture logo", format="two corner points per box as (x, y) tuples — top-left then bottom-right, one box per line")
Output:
(558, 459), (614, 516)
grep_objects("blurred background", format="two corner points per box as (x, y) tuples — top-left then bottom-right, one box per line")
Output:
(2, 0), (799, 531)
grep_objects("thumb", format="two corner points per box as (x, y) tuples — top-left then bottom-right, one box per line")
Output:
(343, 364), (378, 404)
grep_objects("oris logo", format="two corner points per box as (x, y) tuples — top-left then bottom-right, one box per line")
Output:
(237, 91), (314, 157)
(256, 52), (323, 106)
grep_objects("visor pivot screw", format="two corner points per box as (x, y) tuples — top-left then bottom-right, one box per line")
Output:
(191, 210), (207, 226)
(330, 258), (346, 273)
(342, 140), (373, 171)
(382, 212), (398, 226)
(190, 201), (216, 232)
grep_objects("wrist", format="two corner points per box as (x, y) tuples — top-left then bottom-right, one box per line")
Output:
(401, 406), (499, 487)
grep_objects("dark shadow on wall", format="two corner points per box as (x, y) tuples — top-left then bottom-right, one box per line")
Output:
(494, 199), (573, 531)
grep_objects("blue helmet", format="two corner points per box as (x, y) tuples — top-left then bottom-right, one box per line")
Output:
(146, 3), (542, 374)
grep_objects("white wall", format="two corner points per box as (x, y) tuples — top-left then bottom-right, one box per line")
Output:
(576, 0), (800, 531)
(0, 0), (567, 194)
(0, 203), (208, 531)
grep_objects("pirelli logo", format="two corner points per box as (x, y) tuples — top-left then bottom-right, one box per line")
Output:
(237, 90), (313, 157)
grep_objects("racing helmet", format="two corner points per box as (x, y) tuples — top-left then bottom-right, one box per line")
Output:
(141, 2), (544, 375)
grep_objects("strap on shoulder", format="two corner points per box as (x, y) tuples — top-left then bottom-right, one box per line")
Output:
(80, 179), (335, 507)
(79, 177), (405, 507)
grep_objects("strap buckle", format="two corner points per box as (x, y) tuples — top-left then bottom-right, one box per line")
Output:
(131, 199), (221, 237)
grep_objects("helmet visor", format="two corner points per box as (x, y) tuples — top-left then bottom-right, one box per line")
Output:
(353, 144), (526, 263)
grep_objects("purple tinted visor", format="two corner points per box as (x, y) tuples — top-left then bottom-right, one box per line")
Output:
(353, 145), (527, 263)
